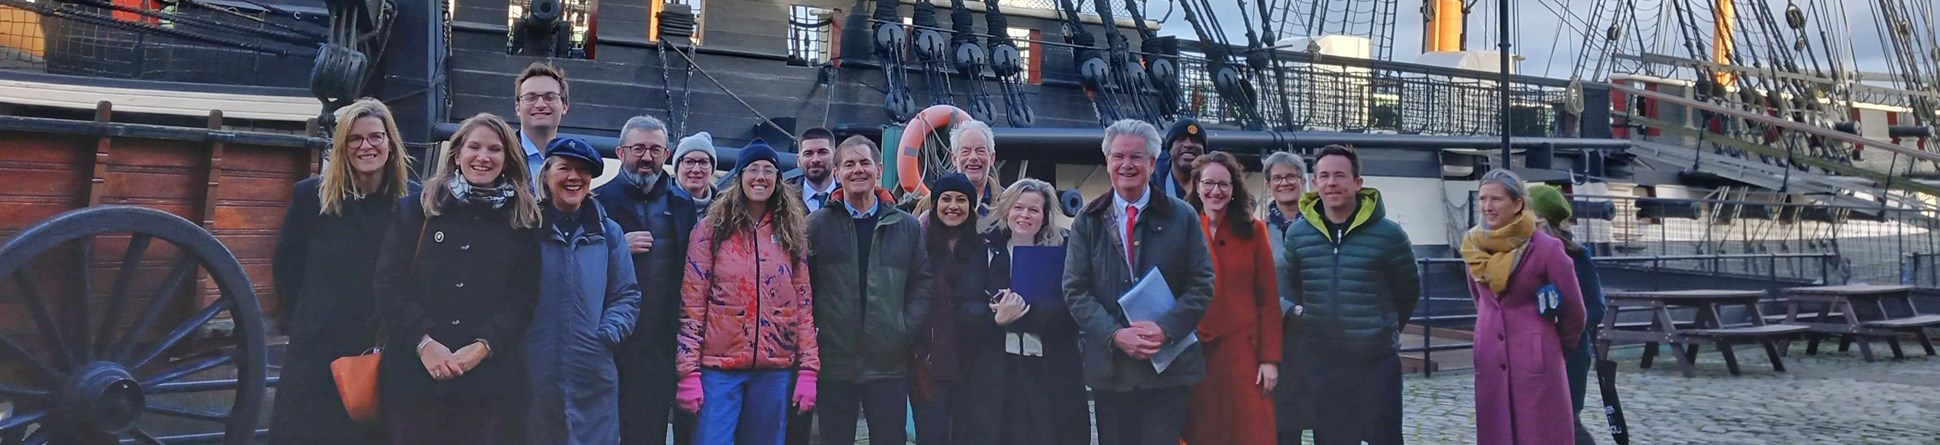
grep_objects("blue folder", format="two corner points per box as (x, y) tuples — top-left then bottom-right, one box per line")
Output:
(1010, 245), (1067, 309)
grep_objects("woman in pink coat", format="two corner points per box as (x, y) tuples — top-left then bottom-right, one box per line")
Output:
(1460, 169), (1588, 445)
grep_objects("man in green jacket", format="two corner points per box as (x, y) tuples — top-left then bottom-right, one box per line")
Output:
(806, 135), (932, 445)
(1279, 145), (1419, 445)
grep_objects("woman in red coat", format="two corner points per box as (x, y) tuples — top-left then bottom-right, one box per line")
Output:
(1183, 152), (1283, 445)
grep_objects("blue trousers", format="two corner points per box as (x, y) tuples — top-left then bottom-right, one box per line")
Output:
(696, 369), (794, 445)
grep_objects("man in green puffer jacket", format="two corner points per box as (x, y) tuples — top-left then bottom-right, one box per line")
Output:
(1278, 145), (1419, 445)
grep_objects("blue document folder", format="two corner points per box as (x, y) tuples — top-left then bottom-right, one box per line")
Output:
(1010, 245), (1068, 309)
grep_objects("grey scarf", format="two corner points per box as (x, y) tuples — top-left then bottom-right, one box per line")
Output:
(446, 174), (515, 209)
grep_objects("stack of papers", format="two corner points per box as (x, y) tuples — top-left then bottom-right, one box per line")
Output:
(1116, 268), (1199, 373)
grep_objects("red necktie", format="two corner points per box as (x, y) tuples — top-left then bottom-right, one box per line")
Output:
(1124, 204), (1139, 266)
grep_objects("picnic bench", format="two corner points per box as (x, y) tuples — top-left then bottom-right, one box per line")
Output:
(1783, 285), (1940, 361)
(1598, 290), (1812, 377)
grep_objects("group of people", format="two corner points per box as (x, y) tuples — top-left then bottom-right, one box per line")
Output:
(268, 62), (1609, 445)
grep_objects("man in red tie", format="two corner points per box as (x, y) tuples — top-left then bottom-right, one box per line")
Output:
(1062, 119), (1216, 445)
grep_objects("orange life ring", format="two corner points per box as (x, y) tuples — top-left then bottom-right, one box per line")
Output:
(896, 104), (972, 196)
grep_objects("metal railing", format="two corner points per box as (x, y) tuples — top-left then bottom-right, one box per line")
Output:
(1171, 49), (1575, 136)
(1402, 252), (1837, 377)
(0, 1), (321, 86)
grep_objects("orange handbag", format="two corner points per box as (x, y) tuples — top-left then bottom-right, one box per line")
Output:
(330, 348), (383, 424)
(328, 219), (428, 425)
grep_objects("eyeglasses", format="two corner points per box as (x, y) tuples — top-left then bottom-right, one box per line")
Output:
(518, 93), (563, 104)
(1108, 152), (1151, 163)
(1197, 180), (1233, 191)
(345, 132), (389, 148)
(678, 158), (713, 168)
(618, 144), (666, 156)
(742, 166), (779, 177)
(1269, 174), (1304, 185)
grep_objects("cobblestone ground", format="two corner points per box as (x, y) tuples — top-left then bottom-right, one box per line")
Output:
(1401, 343), (1940, 445)
(842, 343), (1940, 444)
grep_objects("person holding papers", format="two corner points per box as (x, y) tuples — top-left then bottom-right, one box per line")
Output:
(1182, 152), (1282, 445)
(978, 178), (1088, 445)
(1062, 119), (1215, 445)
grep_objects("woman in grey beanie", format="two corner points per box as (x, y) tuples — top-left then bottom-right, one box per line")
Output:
(673, 132), (719, 209)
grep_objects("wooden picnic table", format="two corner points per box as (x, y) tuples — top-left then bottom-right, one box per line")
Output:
(1784, 285), (1940, 361)
(1598, 289), (1811, 377)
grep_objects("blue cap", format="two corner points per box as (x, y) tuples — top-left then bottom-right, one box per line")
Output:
(544, 136), (604, 178)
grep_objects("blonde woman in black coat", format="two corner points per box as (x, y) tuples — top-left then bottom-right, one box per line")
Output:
(373, 113), (544, 445)
(268, 98), (414, 444)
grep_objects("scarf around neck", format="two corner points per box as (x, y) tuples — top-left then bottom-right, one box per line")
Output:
(446, 174), (515, 209)
(1461, 211), (1536, 295)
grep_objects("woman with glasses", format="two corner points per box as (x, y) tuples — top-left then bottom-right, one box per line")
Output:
(1183, 152), (1282, 445)
(672, 132), (721, 209)
(269, 98), (416, 445)
(1257, 151), (1312, 443)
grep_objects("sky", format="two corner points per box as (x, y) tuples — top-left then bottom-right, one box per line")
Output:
(1144, 0), (1923, 82)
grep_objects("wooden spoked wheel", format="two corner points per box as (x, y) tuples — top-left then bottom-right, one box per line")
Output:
(0, 206), (266, 445)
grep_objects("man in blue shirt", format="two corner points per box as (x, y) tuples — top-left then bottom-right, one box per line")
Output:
(515, 62), (570, 182)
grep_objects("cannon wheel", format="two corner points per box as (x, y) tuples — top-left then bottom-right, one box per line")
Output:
(0, 206), (266, 445)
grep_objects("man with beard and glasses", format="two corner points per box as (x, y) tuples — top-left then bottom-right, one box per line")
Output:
(791, 127), (839, 214)
(1153, 118), (1207, 200)
(593, 116), (701, 445)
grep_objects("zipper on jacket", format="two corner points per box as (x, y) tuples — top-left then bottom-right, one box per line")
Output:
(751, 228), (763, 369)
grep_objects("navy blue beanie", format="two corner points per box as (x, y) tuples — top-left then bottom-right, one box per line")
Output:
(734, 138), (779, 173)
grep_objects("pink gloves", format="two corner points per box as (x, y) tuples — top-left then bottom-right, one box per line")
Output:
(792, 370), (818, 414)
(676, 372), (704, 413)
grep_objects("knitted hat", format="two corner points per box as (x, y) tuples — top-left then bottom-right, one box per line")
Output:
(543, 136), (604, 178)
(674, 131), (716, 167)
(733, 138), (779, 173)
(1527, 184), (1572, 223)
(1164, 117), (1206, 146)
(931, 172), (977, 203)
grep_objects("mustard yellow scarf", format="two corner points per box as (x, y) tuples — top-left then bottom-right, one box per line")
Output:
(1461, 211), (1536, 294)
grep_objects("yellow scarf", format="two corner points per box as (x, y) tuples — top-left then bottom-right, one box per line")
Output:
(1461, 211), (1536, 294)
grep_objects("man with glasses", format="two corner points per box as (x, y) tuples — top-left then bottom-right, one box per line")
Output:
(595, 116), (702, 445)
(1064, 119), (1214, 445)
(515, 62), (571, 181)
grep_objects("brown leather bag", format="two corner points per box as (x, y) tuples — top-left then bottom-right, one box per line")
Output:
(329, 219), (427, 425)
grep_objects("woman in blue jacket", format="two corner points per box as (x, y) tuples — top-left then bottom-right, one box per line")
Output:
(525, 137), (643, 445)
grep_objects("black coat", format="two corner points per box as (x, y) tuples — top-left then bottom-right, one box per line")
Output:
(267, 177), (409, 444)
(1061, 186), (1215, 391)
(982, 231), (1089, 445)
(374, 192), (541, 402)
(591, 173), (698, 445)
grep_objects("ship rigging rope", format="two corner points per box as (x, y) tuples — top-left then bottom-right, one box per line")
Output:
(662, 35), (798, 145)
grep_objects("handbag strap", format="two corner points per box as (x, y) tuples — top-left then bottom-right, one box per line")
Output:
(373, 219), (429, 350)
